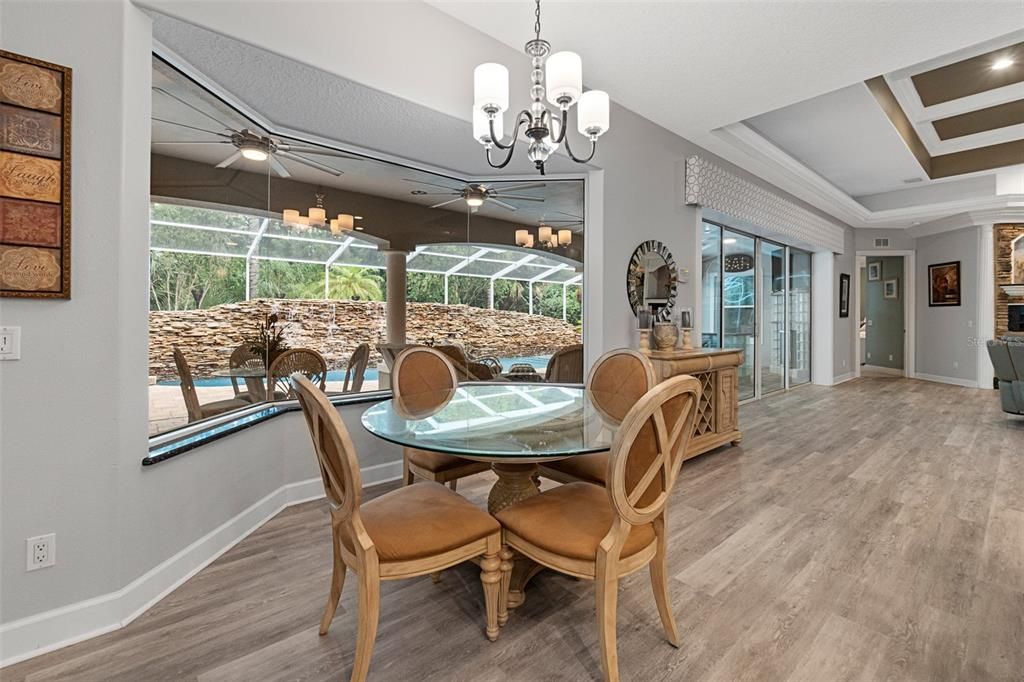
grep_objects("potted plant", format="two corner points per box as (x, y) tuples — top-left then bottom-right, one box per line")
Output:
(247, 313), (290, 367)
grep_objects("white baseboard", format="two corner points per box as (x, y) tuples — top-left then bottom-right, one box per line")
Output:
(832, 372), (856, 385)
(861, 364), (905, 377)
(914, 372), (979, 389)
(0, 460), (403, 668)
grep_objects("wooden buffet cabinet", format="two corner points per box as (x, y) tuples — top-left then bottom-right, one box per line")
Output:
(641, 347), (744, 461)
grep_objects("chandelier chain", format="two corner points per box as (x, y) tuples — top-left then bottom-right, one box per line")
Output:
(534, 0), (541, 41)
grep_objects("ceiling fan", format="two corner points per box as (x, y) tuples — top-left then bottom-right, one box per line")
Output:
(151, 86), (360, 178)
(405, 179), (546, 211)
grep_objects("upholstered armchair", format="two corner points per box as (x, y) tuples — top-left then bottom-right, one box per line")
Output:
(987, 340), (1024, 415)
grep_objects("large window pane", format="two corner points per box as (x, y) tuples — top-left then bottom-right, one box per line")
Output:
(760, 241), (786, 394)
(723, 230), (756, 400)
(701, 223), (721, 348)
(789, 249), (812, 386)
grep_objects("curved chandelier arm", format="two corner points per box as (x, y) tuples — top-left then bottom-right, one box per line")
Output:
(551, 107), (570, 145)
(485, 111), (532, 169)
(561, 128), (598, 164)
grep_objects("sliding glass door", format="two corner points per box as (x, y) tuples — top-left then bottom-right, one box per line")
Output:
(701, 222), (811, 400)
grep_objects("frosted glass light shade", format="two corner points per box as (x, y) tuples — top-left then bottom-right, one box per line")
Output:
(308, 207), (326, 225)
(515, 229), (529, 246)
(282, 209), (300, 225)
(546, 51), (582, 106)
(336, 214), (354, 230)
(558, 229), (572, 245)
(329, 219), (341, 235)
(578, 90), (610, 137)
(525, 234), (535, 248)
(473, 107), (504, 145)
(474, 63), (509, 112)
(538, 225), (553, 244)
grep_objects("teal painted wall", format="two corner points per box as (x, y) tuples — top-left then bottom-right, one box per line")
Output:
(865, 256), (904, 370)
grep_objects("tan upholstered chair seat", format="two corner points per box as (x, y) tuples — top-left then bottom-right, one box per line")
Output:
(543, 452), (608, 485)
(339, 482), (499, 562)
(406, 448), (477, 474)
(496, 482), (655, 562)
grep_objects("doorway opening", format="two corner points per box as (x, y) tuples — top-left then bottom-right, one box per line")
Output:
(854, 250), (916, 379)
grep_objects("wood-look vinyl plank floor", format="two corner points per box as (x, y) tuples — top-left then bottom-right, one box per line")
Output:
(4, 375), (1023, 681)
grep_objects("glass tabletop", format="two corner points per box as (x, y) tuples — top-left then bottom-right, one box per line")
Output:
(210, 368), (268, 378)
(361, 383), (619, 460)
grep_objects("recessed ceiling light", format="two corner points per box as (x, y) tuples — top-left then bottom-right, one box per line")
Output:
(411, 190), (427, 195)
(903, 177), (924, 184)
(992, 57), (1014, 70)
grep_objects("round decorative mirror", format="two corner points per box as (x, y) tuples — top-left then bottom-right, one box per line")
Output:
(627, 240), (677, 322)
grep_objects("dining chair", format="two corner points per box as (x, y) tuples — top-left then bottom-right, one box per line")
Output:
(496, 374), (701, 682)
(290, 374), (508, 682)
(342, 343), (370, 393)
(172, 346), (251, 423)
(538, 349), (656, 486)
(228, 343), (266, 402)
(268, 348), (327, 399)
(393, 347), (490, 491)
(545, 343), (585, 383)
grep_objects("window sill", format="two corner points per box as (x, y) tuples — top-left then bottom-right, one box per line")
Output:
(143, 390), (391, 466)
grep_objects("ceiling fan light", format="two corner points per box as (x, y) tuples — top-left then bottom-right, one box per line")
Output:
(577, 90), (610, 137)
(240, 145), (268, 161)
(466, 195), (485, 207)
(558, 229), (572, 245)
(474, 62), (509, 113)
(515, 229), (530, 246)
(473, 107), (504, 145)
(546, 51), (582, 107)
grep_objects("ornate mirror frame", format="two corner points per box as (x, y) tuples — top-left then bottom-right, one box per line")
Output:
(627, 239), (677, 322)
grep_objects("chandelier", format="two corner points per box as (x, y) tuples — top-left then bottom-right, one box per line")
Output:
(472, 0), (610, 175)
(515, 225), (572, 249)
(282, 191), (359, 234)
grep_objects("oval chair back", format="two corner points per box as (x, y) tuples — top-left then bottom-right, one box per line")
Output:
(607, 374), (701, 526)
(546, 344), (585, 383)
(269, 348), (327, 398)
(229, 343), (266, 398)
(587, 349), (657, 425)
(343, 343), (371, 393)
(291, 374), (362, 520)
(392, 347), (459, 418)
(172, 346), (203, 422)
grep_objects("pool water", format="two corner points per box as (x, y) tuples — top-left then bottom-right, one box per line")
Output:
(158, 355), (552, 387)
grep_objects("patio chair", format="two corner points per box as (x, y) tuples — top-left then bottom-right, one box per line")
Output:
(269, 348), (328, 399)
(228, 343), (267, 402)
(545, 343), (585, 383)
(172, 346), (251, 423)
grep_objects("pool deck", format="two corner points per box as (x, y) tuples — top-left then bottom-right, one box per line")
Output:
(148, 379), (380, 436)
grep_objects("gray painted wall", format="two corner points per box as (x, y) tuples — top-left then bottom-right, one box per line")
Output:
(915, 227), (979, 382)
(855, 229), (917, 252)
(833, 228), (857, 379)
(864, 256), (905, 370)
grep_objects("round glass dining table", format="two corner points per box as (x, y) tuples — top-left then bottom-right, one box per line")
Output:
(361, 383), (618, 514)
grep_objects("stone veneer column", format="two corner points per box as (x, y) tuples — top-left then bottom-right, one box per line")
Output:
(385, 250), (408, 345)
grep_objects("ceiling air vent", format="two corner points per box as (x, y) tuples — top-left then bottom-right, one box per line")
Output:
(874, 238), (890, 248)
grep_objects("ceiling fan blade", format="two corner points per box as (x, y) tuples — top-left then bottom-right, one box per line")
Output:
(487, 198), (518, 211)
(268, 154), (292, 179)
(496, 182), (546, 193)
(277, 144), (362, 160)
(430, 197), (465, 209)
(152, 140), (233, 145)
(276, 151), (343, 176)
(215, 150), (243, 169)
(152, 117), (232, 138)
(496, 194), (545, 202)
(553, 210), (584, 219)
(404, 178), (466, 192)
(153, 87), (237, 131)
(416, 192), (460, 196)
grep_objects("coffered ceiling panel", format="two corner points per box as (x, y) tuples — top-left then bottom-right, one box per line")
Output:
(911, 42), (1024, 106)
(932, 100), (1024, 140)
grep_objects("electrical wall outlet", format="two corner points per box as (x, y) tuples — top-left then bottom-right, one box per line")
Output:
(889, 354), (894, 362)
(27, 534), (55, 571)
(0, 326), (21, 360)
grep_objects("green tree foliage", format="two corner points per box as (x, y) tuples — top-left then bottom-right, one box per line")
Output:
(149, 252), (245, 310)
(308, 266), (384, 301)
(407, 272), (444, 303)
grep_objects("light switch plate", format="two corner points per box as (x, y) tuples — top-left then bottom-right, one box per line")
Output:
(0, 326), (21, 360)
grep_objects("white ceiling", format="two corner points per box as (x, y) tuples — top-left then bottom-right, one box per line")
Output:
(745, 83), (927, 197)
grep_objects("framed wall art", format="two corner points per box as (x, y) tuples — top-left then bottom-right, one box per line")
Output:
(884, 278), (899, 300)
(928, 260), (961, 307)
(0, 50), (71, 298)
(839, 273), (850, 318)
(867, 261), (881, 281)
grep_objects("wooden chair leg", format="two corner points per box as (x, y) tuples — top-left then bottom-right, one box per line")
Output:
(320, 529), (347, 635)
(595, 558), (620, 682)
(402, 454), (414, 486)
(351, 563), (381, 682)
(480, 538), (502, 642)
(448, 479), (458, 492)
(649, 518), (680, 647)
(430, 571), (442, 583)
(498, 545), (514, 626)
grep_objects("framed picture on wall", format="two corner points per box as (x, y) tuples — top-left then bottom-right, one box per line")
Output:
(839, 273), (850, 318)
(884, 278), (899, 300)
(0, 49), (72, 299)
(867, 262), (881, 281)
(928, 260), (961, 307)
